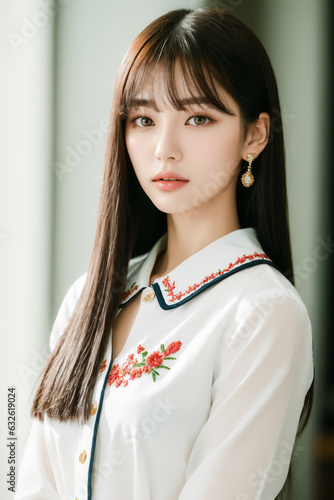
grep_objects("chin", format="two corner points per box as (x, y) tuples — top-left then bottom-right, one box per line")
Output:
(152, 199), (198, 216)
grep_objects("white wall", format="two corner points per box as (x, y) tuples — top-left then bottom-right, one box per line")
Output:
(1, 1), (53, 498)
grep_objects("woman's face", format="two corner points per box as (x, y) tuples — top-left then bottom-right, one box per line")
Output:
(124, 61), (246, 216)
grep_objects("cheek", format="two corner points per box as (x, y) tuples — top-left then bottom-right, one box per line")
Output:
(125, 133), (137, 157)
(125, 134), (151, 187)
(125, 134), (146, 168)
(194, 131), (242, 167)
(191, 130), (242, 186)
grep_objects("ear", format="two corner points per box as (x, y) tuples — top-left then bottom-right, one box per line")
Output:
(241, 112), (270, 160)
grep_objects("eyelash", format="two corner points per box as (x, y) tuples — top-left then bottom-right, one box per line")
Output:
(129, 114), (215, 128)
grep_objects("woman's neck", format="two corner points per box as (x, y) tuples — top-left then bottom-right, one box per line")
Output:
(149, 209), (241, 284)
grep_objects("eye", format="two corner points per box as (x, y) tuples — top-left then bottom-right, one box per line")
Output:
(132, 116), (154, 127)
(187, 115), (212, 126)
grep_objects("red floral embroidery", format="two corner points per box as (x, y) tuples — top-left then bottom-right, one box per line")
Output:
(100, 359), (107, 372)
(164, 341), (182, 356)
(121, 281), (139, 302)
(146, 352), (164, 369)
(108, 341), (182, 387)
(162, 252), (271, 303)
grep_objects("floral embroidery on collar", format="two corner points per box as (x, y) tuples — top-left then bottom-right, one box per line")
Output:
(162, 251), (271, 303)
(121, 251), (271, 305)
(108, 341), (182, 388)
(121, 281), (139, 302)
(100, 359), (107, 372)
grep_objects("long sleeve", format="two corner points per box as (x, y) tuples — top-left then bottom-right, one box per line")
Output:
(15, 274), (86, 500)
(15, 420), (60, 500)
(178, 292), (314, 500)
(49, 273), (87, 351)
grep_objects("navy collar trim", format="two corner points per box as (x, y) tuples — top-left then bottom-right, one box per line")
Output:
(152, 258), (279, 310)
(119, 228), (280, 310)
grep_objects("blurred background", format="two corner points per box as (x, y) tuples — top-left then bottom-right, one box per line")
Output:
(1, 0), (333, 498)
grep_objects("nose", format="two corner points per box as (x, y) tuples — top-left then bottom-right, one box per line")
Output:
(154, 126), (182, 162)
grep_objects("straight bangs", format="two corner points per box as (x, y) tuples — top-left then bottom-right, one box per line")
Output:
(119, 41), (238, 121)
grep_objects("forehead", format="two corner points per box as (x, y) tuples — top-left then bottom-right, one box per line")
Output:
(136, 62), (197, 109)
(130, 59), (238, 114)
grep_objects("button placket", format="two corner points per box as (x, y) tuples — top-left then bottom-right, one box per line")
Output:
(74, 342), (112, 499)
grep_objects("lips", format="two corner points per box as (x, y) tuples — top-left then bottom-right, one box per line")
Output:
(159, 178), (179, 181)
(153, 178), (189, 192)
(153, 171), (188, 182)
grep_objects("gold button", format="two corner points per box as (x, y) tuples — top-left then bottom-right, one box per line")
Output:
(142, 289), (155, 302)
(90, 402), (97, 416)
(79, 450), (87, 464)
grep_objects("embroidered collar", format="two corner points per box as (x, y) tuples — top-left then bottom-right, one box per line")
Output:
(119, 227), (279, 310)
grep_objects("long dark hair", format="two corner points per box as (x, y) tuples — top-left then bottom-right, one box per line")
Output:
(32, 7), (313, 498)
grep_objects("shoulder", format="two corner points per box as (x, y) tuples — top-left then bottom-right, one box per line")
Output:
(231, 261), (309, 316)
(222, 262), (313, 351)
(217, 263), (314, 386)
(49, 272), (88, 351)
(234, 262), (312, 346)
(49, 255), (147, 352)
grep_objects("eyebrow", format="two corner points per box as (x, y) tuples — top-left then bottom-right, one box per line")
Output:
(129, 97), (218, 110)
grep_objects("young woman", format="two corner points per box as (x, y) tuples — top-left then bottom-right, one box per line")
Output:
(16, 7), (314, 500)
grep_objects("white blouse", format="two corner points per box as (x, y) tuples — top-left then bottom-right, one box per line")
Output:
(15, 227), (314, 500)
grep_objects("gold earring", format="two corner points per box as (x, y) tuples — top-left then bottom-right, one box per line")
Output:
(241, 153), (255, 188)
